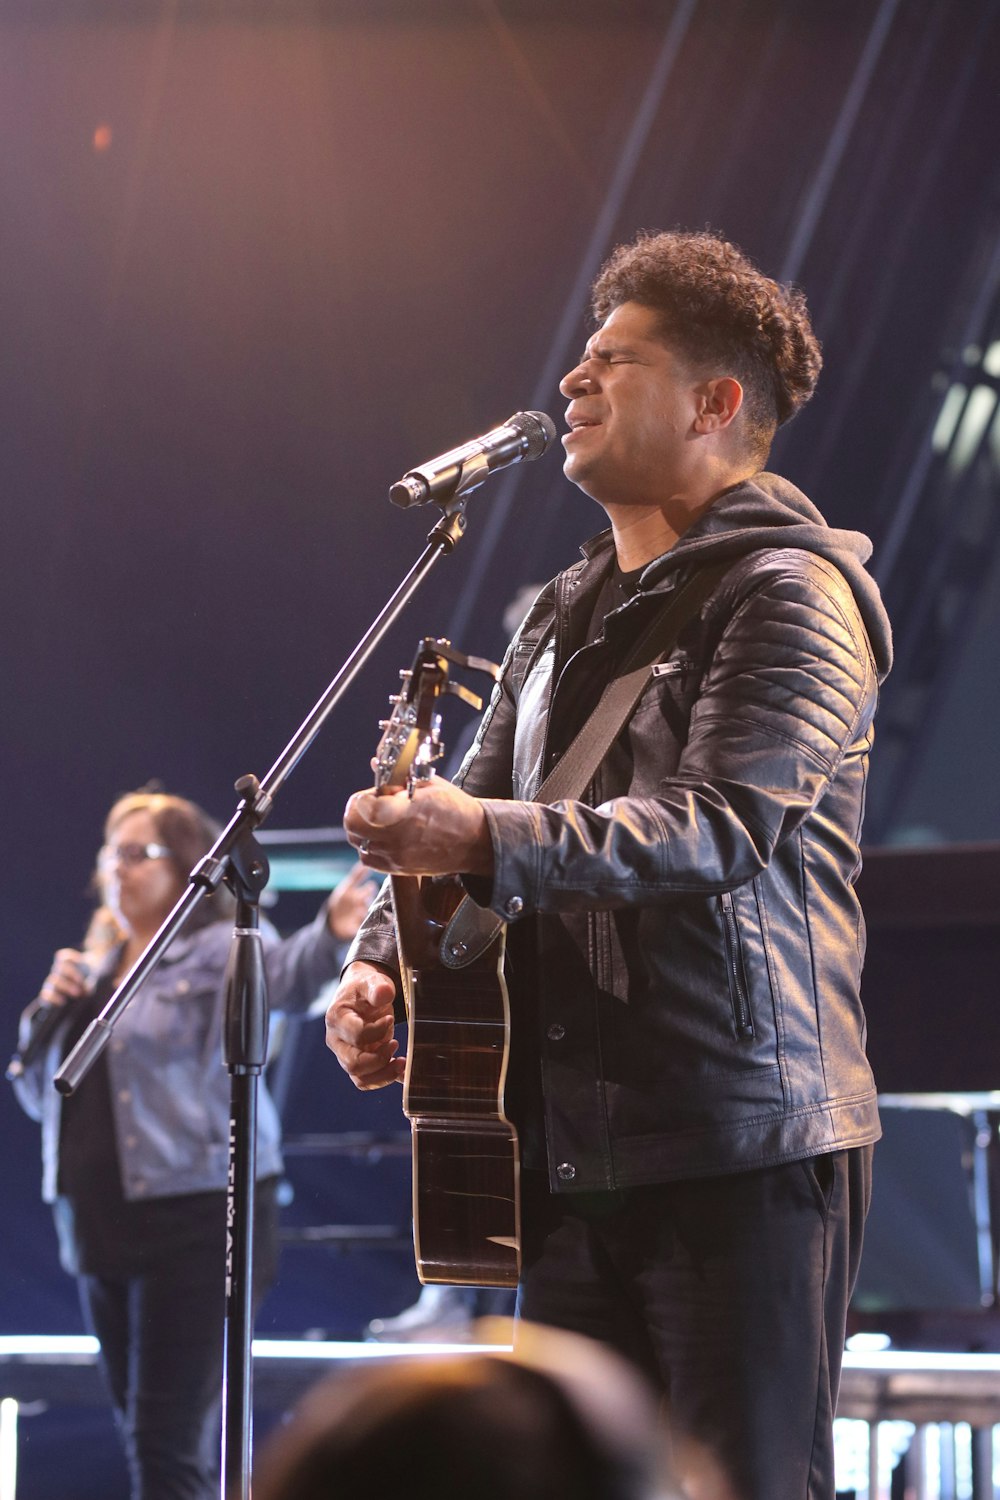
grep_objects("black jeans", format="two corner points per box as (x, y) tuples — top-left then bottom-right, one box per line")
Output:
(516, 1148), (871, 1500)
(77, 1191), (279, 1500)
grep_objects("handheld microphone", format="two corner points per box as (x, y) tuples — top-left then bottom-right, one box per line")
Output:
(389, 410), (556, 509)
(6, 956), (98, 1083)
(6, 1000), (71, 1081)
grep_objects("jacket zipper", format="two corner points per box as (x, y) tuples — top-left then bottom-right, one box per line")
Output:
(651, 657), (694, 677)
(720, 891), (754, 1037)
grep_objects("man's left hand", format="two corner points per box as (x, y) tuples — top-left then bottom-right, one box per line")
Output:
(344, 779), (494, 878)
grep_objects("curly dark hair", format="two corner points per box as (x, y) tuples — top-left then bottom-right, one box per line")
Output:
(591, 229), (822, 461)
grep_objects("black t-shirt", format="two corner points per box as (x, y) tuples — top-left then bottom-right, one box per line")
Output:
(509, 554), (646, 1171)
(57, 976), (126, 1210)
(55, 976), (277, 1278)
(587, 558), (646, 640)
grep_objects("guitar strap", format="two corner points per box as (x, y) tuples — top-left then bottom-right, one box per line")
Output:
(440, 558), (734, 968)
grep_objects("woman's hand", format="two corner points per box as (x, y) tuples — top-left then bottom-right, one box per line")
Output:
(326, 863), (380, 941)
(38, 949), (92, 1006)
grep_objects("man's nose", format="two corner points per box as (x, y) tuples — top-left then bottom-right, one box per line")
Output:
(559, 361), (592, 398)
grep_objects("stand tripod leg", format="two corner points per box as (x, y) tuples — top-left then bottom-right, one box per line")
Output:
(221, 873), (269, 1500)
(223, 1070), (258, 1500)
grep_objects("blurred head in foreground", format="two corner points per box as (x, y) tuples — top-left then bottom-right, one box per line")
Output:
(252, 1321), (675, 1500)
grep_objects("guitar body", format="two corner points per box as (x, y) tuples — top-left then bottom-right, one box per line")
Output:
(373, 640), (520, 1288)
(392, 872), (521, 1288)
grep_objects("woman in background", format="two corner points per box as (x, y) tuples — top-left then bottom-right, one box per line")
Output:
(13, 789), (374, 1500)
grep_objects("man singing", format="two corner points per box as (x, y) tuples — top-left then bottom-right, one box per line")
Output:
(325, 229), (893, 1500)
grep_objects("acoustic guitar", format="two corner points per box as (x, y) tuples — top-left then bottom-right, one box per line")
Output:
(373, 637), (521, 1288)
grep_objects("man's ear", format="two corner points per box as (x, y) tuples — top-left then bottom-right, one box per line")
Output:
(693, 377), (743, 434)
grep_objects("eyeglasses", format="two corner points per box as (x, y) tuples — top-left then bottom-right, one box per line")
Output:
(98, 841), (174, 870)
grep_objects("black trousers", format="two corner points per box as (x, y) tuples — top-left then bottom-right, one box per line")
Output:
(516, 1148), (871, 1500)
(76, 1191), (278, 1500)
(80, 1245), (226, 1500)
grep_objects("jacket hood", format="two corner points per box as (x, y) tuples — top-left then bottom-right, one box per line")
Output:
(635, 472), (893, 681)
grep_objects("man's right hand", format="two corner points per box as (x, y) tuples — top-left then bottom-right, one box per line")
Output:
(325, 961), (404, 1090)
(38, 949), (92, 1007)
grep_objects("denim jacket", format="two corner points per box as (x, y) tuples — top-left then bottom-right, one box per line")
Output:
(14, 906), (344, 1203)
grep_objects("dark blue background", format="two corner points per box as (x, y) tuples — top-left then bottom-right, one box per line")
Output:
(3, 3), (999, 1493)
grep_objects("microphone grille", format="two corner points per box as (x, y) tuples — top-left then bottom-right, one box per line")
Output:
(511, 410), (557, 461)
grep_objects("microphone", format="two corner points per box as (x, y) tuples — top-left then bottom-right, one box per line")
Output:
(6, 956), (97, 1083)
(389, 410), (557, 509)
(6, 999), (71, 1081)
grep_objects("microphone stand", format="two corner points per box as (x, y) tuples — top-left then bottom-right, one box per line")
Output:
(54, 498), (471, 1500)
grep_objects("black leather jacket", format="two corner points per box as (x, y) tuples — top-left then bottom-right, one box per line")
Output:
(348, 474), (894, 1192)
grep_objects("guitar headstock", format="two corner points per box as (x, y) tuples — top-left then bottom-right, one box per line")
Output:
(373, 638), (500, 797)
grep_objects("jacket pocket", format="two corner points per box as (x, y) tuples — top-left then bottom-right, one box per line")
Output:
(720, 891), (754, 1038)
